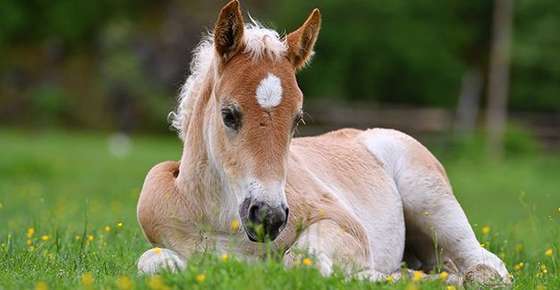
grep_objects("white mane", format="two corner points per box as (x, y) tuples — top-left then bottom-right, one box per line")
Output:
(169, 21), (287, 140)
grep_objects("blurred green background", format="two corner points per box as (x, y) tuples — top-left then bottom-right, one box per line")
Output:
(0, 0), (558, 139)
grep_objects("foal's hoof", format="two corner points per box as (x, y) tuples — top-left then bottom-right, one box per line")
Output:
(138, 248), (186, 275)
(464, 264), (512, 289)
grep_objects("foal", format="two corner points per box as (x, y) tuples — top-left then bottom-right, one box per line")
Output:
(137, 0), (510, 286)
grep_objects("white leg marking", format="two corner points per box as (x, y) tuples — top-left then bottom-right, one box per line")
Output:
(138, 248), (186, 274)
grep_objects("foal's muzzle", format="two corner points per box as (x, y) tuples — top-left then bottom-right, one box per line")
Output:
(239, 198), (289, 242)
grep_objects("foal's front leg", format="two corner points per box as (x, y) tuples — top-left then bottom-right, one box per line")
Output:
(283, 220), (393, 281)
(138, 247), (186, 274)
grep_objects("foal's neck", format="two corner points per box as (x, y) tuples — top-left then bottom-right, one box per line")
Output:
(176, 72), (237, 230)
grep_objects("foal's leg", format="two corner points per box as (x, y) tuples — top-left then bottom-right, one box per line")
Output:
(137, 161), (193, 274)
(364, 129), (510, 286)
(138, 247), (186, 274)
(283, 220), (396, 281)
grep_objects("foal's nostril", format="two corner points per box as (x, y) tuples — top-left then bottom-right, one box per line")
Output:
(248, 202), (265, 224)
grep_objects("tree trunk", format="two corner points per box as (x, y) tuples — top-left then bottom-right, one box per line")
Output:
(486, 0), (513, 159)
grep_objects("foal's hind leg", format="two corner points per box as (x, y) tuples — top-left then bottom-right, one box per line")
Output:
(363, 129), (510, 286)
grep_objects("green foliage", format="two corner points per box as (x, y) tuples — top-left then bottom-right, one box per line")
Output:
(1, 131), (560, 289)
(0, 0), (559, 130)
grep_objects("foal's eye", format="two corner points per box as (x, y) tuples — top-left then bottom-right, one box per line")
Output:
(222, 106), (242, 131)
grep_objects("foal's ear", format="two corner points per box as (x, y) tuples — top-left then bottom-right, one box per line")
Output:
(214, 0), (245, 64)
(285, 9), (321, 70)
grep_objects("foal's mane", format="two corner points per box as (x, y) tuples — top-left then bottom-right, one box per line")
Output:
(169, 20), (287, 140)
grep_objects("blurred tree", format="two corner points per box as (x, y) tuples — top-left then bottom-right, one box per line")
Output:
(486, 0), (513, 159)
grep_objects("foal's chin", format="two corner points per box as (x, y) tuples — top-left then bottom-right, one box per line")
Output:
(241, 221), (285, 243)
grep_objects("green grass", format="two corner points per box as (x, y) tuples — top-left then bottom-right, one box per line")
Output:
(1, 129), (559, 289)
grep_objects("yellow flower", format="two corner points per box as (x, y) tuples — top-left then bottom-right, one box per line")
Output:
(446, 286), (457, 290)
(148, 275), (168, 290)
(75, 235), (81, 240)
(81, 272), (94, 287)
(386, 275), (394, 283)
(482, 225), (491, 235)
(545, 248), (553, 257)
(87, 235), (94, 242)
(221, 253), (229, 262)
(117, 222), (124, 228)
(104, 226), (111, 232)
(195, 274), (206, 283)
(540, 264), (548, 274)
(152, 247), (162, 255)
(35, 281), (48, 290)
(302, 258), (313, 266)
(537, 285), (546, 290)
(230, 219), (240, 232)
(27, 239), (33, 246)
(412, 271), (424, 282)
(27, 227), (35, 238)
(514, 262), (524, 271)
(116, 276), (132, 290)
(40, 235), (49, 241)
(439, 271), (449, 281)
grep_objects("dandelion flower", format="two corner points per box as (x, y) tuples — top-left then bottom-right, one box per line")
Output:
(412, 271), (424, 282)
(446, 286), (457, 290)
(230, 219), (240, 232)
(302, 258), (313, 266)
(87, 235), (94, 242)
(35, 281), (48, 290)
(104, 226), (111, 233)
(81, 272), (94, 287)
(221, 253), (229, 262)
(27, 227), (35, 238)
(116, 276), (132, 290)
(27, 239), (33, 246)
(195, 274), (206, 283)
(75, 235), (81, 241)
(514, 262), (524, 271)
(40, 235), (49, 241)
(117, 222), (124, 228)
(386, 275), (394, 283)
(152, 247), (162, 255)
(482, 225), (491, 235)
(439, 271), (449, 281)
(148, 275), (167, 290)
(545, 248), (553, 257)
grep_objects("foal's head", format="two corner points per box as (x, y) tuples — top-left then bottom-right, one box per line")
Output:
(204, 0), (320, 242)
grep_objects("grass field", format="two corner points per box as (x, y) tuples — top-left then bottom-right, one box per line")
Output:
(1, 129), (559, 289)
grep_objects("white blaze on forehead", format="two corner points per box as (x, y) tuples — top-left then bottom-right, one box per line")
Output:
(256, 73), (283, 109)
